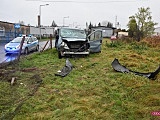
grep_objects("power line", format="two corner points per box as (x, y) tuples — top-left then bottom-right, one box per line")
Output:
(26, 0), (138, 3)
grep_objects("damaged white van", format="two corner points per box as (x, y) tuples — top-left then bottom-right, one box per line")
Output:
(55, 27), (102, 58)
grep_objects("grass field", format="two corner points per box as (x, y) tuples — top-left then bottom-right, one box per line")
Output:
(0, 38), (160, 120)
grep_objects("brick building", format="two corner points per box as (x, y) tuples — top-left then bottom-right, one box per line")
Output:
(0, 21), (30, 42)
(0, 21), (54, 42)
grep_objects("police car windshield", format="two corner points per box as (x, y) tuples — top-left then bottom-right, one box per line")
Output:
(10, 37), (27, 43)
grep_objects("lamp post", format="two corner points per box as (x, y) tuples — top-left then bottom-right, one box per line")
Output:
(63, 16), (69, 27)
(39, 4), (49, 40)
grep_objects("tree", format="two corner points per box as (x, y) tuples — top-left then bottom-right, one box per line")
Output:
(88, 22), (93, 29)
(86, 22), (88, 29)
(51, 20), (57, 27)
(135, 7), (157, 38)
(98, 22), (101, 27)
(127, 7), (157, 40)
(127, 16), (138, 38)
(107, 22), (113, 28)
(101, 20), (113, 28)
(19, 20), (25, 25)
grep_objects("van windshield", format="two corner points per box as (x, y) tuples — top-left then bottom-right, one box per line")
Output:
(60, 28), (86, 39)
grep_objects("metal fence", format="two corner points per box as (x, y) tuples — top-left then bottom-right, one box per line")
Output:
(0, 31), (18, 43)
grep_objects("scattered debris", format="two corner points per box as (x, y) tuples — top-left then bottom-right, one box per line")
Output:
(11, 77), (16, 86)
(0, 69), (16, 83)
(55, 58), (73, 77)
(111, 58), (160, 79)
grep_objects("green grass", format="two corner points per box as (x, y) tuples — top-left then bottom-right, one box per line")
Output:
(0, 38), (160, 120)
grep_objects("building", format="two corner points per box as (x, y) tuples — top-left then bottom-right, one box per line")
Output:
(0, 21), (30, 42)
(118, 32), (128, 38)
(30, 26), (54, 38)
(91, 26), (116, 38)
(153, 27), (160, 36)
(0, 21), (55, 42)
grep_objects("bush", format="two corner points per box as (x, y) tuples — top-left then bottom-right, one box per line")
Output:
(142, 36), (160, 48)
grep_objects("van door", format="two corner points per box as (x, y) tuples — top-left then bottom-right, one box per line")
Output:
(88, 30), (103, 53)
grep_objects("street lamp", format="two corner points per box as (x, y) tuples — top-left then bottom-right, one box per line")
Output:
(39, 4), (49, 40)
(63, 16), (69, 27)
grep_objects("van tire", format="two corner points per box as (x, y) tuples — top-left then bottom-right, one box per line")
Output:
(58, 51), (62, 59)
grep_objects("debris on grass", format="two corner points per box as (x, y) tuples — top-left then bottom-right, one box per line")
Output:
(112, 58), (160, 79)
(55, 58), (73, 77)
(11, 77), (17, 86)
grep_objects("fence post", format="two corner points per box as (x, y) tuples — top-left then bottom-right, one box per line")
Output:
(17, 36), (25, 61)
(50, 34), (52, 49)
(41, 40), (49, 52)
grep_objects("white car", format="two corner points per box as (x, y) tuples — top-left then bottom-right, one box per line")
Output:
(4, 36), (39, 54)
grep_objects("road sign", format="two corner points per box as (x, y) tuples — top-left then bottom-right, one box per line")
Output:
(14, 24), (20, 29)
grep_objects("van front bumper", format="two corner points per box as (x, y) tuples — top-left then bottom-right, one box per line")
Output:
(63, 51), (89, 55)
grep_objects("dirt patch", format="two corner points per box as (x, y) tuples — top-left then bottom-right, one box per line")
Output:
(0, 74), (43, 120)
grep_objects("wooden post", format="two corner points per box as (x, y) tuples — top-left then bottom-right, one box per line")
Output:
(50, 34), (52, 49)
(41, 40), (49, 52)
(17, 36), (25, 61)
(11, 77), (16, 86)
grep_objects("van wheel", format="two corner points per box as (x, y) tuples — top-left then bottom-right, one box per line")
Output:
(58, 51), (62, 59)
(24, 48), (29, 55)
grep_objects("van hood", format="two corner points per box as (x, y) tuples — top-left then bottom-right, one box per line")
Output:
(62, 38), (86, 42)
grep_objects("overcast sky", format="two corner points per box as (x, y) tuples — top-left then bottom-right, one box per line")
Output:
(0, 0), (159, 29)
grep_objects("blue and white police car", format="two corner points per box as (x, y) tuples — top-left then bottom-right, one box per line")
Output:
(4, 36), (39, 54)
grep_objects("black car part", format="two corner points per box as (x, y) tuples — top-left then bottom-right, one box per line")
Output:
(111, 58), (160, 79)
(55, 58), (73, 77)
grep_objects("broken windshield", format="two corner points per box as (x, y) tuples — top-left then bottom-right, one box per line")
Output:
(60, 28), (86, 39)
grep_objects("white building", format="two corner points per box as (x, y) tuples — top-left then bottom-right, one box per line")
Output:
(30, 26), (54, 37)
(118, 32), (128, 38)
(153, 27), (160, 36)
(91, 26), (116, 38)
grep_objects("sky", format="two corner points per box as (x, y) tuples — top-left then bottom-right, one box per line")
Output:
(0, 0), (159, 29)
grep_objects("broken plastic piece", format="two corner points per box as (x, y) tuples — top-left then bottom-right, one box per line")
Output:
(55, 58), (73, 77)
(111, 58), (160, 79)
(111, 58), (130, 73)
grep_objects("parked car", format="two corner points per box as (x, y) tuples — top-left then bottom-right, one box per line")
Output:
(110, 35), (117, 40)
(55, 27), (103, 58)
(4, 36), (39, 54)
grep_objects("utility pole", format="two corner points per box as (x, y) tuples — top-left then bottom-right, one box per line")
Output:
(39, 4), (49, 40)
(115, 16), (117, 28)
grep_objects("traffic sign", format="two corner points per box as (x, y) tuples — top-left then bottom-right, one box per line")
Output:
(14, 24), (20, 29)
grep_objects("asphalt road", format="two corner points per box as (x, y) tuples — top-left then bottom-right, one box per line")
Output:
(0, 40), (55, 63)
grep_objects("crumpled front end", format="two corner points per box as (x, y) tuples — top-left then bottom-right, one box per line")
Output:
(59, 39), (90, 56)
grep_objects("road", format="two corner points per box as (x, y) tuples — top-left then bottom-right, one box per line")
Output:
(0, 40), (55, 63)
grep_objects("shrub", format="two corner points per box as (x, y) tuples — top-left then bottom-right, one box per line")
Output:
(142, 36), (160, 48)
